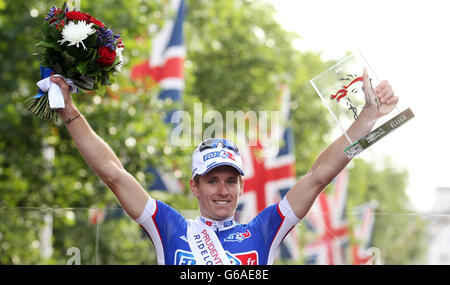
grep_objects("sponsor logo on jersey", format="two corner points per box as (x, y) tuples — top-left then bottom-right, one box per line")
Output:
(179, 235), (188, 243)
(235, 251), (258, 265)
(175, 250), (196, 265)
(199, 217), (235, 229)
(224, 230), (251, 242)
(223, 220), (234, 228)
(174, 250), (258, 265)
(199, 217), (213, 226)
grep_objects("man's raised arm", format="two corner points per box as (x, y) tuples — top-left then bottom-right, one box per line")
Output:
(51, 76), (149, 219)
(286, 68), (398, 219)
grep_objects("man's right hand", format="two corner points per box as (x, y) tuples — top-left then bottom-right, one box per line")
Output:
(50, 76), (78, 120)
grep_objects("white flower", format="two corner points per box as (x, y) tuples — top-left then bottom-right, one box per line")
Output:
(114, 47), (124, 72)
(58, 21), (96, 50)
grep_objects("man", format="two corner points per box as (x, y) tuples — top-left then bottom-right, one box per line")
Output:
(50, 68), (397, 265)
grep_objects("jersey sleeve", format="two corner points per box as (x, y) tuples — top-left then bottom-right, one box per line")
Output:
(249, 196), (301, 264)
(134, 197), (186, 265)
(278, 196), (302, 226)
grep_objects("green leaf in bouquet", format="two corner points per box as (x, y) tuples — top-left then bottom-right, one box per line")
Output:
(65, 45), (89, 62)
(101, 72), (111, 86)
(85, 50), (99, 74)
(88, 47), (98, 62)
(42, 20), (50, 36)
(45, 48), (60, 64)
(85, 33), (98, 49)
(52, 62), (64, 75)
(103, 64), (116, 72)
(61, 2), (68, 12)
(48, 24), (63, 42)
(102, 57), (120, 72)
(86, 69), (102, 79)
(61, 50), (76, 66)
(76, 60), (90, 76)
(43, 49), (62, 74)
(72, 76), (95, 90)
(36, 41), (62, 52)
(34, 53), (47, 66)
(96, 83), (106, 96)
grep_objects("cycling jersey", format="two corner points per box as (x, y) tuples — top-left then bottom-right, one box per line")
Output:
(135, 196), (300, 265)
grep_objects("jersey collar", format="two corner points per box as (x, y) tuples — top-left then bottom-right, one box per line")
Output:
(197, 216), (236, 231)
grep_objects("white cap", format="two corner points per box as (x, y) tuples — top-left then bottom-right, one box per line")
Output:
(191, 139), (245, 179)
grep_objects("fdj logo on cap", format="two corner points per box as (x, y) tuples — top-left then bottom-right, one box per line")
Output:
(203, 150), (235, 162)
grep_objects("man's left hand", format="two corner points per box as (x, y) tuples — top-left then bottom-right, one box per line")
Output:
(362, 67), (399, 117)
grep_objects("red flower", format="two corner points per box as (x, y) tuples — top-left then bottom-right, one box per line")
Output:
(65, 11), (105, 28)
(97, 46), (116, 66)
(88, 16), (105, 28)
(65, 11), (90, 22)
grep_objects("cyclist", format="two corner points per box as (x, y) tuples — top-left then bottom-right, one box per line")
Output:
(50, 68), (397, 264)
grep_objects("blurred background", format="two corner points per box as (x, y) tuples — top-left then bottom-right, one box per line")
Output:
(0, 0), (448, 264)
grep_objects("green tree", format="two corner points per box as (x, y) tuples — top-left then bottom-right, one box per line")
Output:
(346, 158), (427, 264)
(0, 0), (183, 264)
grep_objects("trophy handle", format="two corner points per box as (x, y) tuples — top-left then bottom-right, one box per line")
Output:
(344, 108), (415, 159)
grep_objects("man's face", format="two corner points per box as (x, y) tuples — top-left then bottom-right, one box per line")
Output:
(190, 166), (243, 220)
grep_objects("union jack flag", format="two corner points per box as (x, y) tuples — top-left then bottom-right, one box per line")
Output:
(351, 200), (378, 265)
(131, 0), (186, 110)
(237, 85), (299, 261)
(302, 168), (350, 264)
(130, 0), (186, 192)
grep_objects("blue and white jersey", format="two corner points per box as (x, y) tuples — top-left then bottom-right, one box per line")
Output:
(135, 196), (300, 265)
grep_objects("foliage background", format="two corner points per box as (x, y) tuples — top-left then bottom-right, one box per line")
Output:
(0, 0), (426, 264)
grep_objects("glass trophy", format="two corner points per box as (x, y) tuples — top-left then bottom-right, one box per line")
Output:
(310, 51), (414, 159)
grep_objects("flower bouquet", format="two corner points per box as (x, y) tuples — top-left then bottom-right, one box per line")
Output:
(26, 2), (124, 121)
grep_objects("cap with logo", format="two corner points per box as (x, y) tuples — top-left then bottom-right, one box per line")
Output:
(191, 138), (245, 179)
